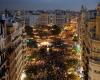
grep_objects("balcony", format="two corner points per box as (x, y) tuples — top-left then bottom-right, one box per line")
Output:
(0, 65), (6, 79)
(91, 36), (100, 53)
(11, 28), (22, 42)
(6, 46), (14, 55)
(91, 34), (100, 41)
(89, 57), (100, 65)
(4, 34), (12, 48)
(0, 57), (6, 68)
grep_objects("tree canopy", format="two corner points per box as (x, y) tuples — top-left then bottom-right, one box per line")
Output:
(50, 25), (61, 35)
(25, 26), (33, 37)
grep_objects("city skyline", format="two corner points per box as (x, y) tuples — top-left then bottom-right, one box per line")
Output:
(0, 0), (99, 10)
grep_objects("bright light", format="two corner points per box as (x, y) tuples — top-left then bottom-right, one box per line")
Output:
(67, 68), (75, 74)
(20, 71), (26, 80)
(77, 44), (80, 49)
(43, 29), (48, 32)
(48, 23), (53, 26)
(32, 58), (36, 61)
(40, 41), (51, 46)
(47, 47), (49, 52)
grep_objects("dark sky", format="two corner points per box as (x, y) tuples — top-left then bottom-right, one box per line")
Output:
(0, 0), (99, 10)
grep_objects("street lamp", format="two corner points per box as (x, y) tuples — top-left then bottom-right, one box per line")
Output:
(20, 71), (26, 80)
(39, 41), (51, 47)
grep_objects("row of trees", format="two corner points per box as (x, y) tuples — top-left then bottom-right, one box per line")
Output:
(25, 25), (61, 38)
(24, 46), (79, 80)
(24, 24), (80, 80)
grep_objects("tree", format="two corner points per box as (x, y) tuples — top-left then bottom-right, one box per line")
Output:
(72, 34), (79, 42)
(67, 73), (80, 80)
(25, 26), (33, 37)
(24, 76), (33, 80)
(27, 39), (37, 48)
(50, 25), (61, 35)
(25, 64), (38, 76)
(24, 23), (80, 80)
(66, 58), (79, 69)
(52, 38), (67, 49)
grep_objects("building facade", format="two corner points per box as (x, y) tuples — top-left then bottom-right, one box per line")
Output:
(0, 14), (8, 80)
(0, 10), (25, 80)
(88, 3), (100, 80)
(79, 2), (100, 80)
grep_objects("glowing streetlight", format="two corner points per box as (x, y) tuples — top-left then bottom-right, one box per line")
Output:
(39, 41), (51, 47)
(20, 71), (26, 80)
(47, 47), (49, 52)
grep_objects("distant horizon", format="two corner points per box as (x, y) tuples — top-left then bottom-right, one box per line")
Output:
(0, 0), (99, 11)
(0, 7), (98, 12)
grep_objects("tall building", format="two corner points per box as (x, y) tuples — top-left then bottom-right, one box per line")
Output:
(38, 12), (49, 26)
(88, 2), (100, 80)
(0, 10), (25, 80)
(7, 10), (25, 80)
(0, 14), (8, 80)
(25, 12), (39, 27)
(79, 2), (100, 80)
(55, 10), (66, 27)
(37, 10), (67, 27)
(24, 10), (78, 27)
(48, 13), (56, 25)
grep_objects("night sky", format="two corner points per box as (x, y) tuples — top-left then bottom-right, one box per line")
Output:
(0, 0), (99, 10)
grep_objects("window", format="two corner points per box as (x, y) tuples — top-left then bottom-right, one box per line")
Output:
(94, 70), (100, 74)
(89, 66), (92, 71)
(0, 23), (3, 35)
(0, 56), (1, 65)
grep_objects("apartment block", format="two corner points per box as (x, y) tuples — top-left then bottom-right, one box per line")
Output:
(79, 2), (100, 80)
(0, 10), (25, 80)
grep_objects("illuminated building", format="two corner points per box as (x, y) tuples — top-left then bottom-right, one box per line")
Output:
(0, 13), (8, 80)
(79, 2), (100, 80)
(0, 10), (25, 80)
(37, 11), (67, 27)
